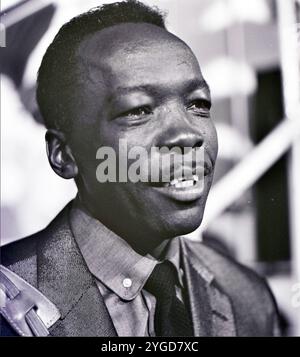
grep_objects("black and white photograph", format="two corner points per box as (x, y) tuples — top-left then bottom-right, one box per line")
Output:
(0, 0), (300, 341)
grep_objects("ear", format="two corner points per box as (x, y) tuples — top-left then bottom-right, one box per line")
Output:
(46, 129), (78, 179)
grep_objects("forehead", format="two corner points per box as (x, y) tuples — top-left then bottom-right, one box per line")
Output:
(75, 23), (204, 94)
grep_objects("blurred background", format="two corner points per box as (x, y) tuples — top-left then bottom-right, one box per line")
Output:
(1, 0), (300, 336)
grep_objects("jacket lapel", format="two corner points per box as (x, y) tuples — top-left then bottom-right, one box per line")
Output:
(182, 239), (236, 337)
(36, 204), (117, 336)
(182, 250), (212, 336)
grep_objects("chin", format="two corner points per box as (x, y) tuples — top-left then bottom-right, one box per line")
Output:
(161, 204), (205, 238)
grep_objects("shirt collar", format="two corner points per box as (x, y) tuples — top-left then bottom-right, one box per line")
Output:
(69, 198), (183, 301)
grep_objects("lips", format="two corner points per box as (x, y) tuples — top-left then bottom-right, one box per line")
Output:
(149, 158), (212, 187)
(151, 176), (205, 202)
(149, 159), (213, 203)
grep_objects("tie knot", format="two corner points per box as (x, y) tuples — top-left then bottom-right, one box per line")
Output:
(145, 261), (178, 297)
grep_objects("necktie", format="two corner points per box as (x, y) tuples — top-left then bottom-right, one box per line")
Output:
(144, 261), (194, 336)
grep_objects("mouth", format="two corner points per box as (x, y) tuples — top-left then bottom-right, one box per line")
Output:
(150, 172), (208, 203)
(166, 174), (200, 188)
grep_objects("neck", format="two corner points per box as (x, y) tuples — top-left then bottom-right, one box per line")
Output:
(77, 194), (168, 256)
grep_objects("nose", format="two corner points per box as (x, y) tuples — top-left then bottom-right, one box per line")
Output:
(160, 129), (203, 152)
(156, 110), (204, 153)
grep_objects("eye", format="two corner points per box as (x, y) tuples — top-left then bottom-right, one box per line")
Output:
(187, 99), (211, 117)
(122, 106), (153, 118)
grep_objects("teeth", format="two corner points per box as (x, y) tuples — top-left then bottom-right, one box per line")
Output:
(169, 179), (179, 186)
(168, 175), (200, 188)
(175, 180), (194, 188)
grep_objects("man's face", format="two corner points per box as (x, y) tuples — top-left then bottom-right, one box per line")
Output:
(67, 23), (218, 250)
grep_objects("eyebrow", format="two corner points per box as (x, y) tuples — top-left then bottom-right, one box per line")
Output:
(112, 79), (210, 98)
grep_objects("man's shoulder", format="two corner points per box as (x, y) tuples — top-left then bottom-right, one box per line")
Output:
(1, 202), (73, 284)
(186, 239), (277, 314)
(188, 239), (267, 282)
(185, 239), (280, 336)
(1, 232), (40, 286)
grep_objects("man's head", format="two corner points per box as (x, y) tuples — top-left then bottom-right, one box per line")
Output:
(37, 0), (218, 254)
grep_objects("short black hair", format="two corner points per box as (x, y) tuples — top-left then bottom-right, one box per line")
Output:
(36, 0), (166, 133)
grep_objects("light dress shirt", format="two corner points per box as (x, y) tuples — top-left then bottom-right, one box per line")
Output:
(69, 198), (186, 336)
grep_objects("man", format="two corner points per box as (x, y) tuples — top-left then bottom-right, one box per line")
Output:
(0, 0), (280, 336)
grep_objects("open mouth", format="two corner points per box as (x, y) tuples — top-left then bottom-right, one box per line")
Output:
(150, 172), (207, 203)
(149, 159), (212, 189)
(166, 174), (200, 188)
(146, 158), (213, 203)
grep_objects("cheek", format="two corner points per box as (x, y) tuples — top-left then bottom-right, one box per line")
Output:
(206, 122), (218, 161)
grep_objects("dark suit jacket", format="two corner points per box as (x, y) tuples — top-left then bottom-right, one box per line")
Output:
(1, 203), (280, 336)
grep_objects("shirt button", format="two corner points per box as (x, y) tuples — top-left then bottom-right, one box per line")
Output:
(123, 278), (132, 288)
